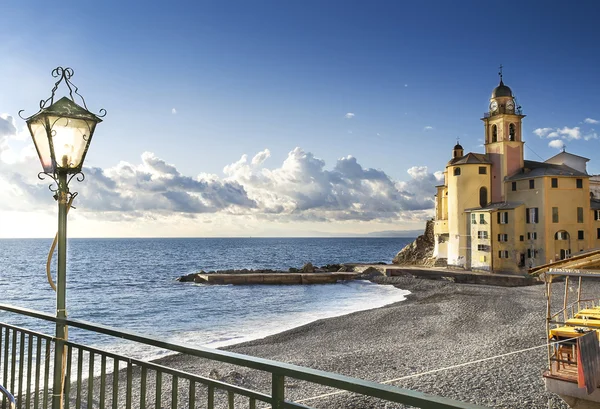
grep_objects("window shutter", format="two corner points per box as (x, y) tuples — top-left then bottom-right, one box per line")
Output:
(506, 212), (509, 223)
(526, 208), (530, 224)
(497, 212), (500, 224)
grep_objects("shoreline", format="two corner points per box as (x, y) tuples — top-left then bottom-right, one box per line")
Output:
(87, 277), (570, 408)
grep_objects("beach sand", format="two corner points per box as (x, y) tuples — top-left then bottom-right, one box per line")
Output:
(85, 277), (573, 408)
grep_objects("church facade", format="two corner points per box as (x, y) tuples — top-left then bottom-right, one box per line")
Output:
(433, 76), (600, 273)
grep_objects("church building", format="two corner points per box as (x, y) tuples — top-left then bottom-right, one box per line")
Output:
(433, 73), (600, 273)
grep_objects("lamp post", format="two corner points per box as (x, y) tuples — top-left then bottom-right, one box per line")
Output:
(20, 67), (104, 409)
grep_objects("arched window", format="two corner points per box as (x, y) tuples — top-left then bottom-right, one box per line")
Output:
(509, 124), (516, 141)
(479, 187), (487, 208)
(454, 167), (461, 176)
(492, 125), (497, 142)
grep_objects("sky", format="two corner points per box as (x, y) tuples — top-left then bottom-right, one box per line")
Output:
(1, 1), (599, 238)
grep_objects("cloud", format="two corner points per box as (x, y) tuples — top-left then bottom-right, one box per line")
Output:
(548, 139), (565, 150)
(0, 116), (440, 224)
(423, 126), (434, 131)
(584, 118), (599, 124)
(344, 113), (355, 119)
(584, 132), (598, 141)
(171, 108), (177, 115)
(533, 127), (553, 137)
(251, 149), (270, 166)
(557, 126), (581, 140)
(534, 126), (582, 141)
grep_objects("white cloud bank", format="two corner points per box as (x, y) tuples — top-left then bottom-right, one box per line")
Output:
(533, 120), (598, 142)
(548, 139), (565, 150)
(0, 115), (440, 231)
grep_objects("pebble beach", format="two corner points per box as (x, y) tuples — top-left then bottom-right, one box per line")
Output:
(91, 277), (575, 409)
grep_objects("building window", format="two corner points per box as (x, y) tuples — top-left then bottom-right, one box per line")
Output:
(520, 235), (524, 241)
(597, 228), (600, 239)
(577, 207), (584, 223)
(509, 124), (515, 141)
(551, 178), (558, 188)
(477, 244), (488, 251)
(454, 167), (461, 176)
(595, 210), (600, 221)
(498, 234), (508, 242)
(576, 179), (583, 188)
(479, 187), (487, 208)
(527, 232), (537, 240)
(479, 214), (486, 224)
(479, 166), (487, 175)
(498, 212), (508, 224)
(492, 125), (497, 142)
(555, 231), (569, 240)
(552, 207), (559, 223)
(511, 181), (517, 191)
(527, 249), (538, 259)
(498, 250), (509, 258)
(529, 179), (535, 189)
(578, 230), (585, 240)
(477, 231), (488, 239)
(471, 213), (477, 224)
(526, 208), (539, 224)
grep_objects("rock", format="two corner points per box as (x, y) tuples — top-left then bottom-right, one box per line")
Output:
(392, 219), (437, 266)
(320, 264), (342, 272)
(301, 262), (315, 273)
(177, 273), (198, 282)
(354, 267), (386, 280)
(337, 265), (355, 272)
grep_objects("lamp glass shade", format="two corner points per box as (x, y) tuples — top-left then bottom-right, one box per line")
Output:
(47, 116), (95, 171)
(25, 97), (101, 174)
(28, 118), (54, 173)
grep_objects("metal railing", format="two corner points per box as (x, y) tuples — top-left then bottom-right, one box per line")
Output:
(0, 304), (486, 409)
(0, 383), (16, 409)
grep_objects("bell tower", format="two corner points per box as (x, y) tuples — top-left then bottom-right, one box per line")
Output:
(482, 66), (525, 202)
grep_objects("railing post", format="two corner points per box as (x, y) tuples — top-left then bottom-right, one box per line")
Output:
(271, 373), (284, 409)
(53, 172), (69, 409)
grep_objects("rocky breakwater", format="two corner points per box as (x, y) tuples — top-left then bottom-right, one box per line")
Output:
(176, 263), (363, 285)
(392, 219), (445, 267)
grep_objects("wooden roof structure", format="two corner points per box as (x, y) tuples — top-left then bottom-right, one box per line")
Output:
(529, 248), (600, 277)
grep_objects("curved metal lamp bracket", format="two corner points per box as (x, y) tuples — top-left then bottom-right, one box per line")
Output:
(18, 67), (106, 120)
(38, 171), (84, 202)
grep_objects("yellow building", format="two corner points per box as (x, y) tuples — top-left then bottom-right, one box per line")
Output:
(433, 74), (600, 273)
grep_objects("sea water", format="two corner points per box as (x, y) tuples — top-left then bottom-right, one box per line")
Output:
(0, 237), (412, 360)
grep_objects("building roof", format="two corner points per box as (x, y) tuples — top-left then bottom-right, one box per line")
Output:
(505, 160), (588, 181)
(545, 150), (591, 164)
(591, 199), (600, 211)
(465, 201), (524, 212)
(447, 152), (491, 166)
(491, 80), (512, 98)
(453, 143), (463, 150)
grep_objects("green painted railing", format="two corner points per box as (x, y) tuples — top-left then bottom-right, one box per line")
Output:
(0, 304), (487, 409)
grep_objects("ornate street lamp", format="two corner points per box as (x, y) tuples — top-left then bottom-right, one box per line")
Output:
(20, 67), (105, 409)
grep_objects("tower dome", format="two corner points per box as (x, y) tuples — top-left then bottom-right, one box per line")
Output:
(491, 79), (512, 98)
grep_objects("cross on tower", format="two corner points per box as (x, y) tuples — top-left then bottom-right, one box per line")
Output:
(498, 64), (503, 81)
